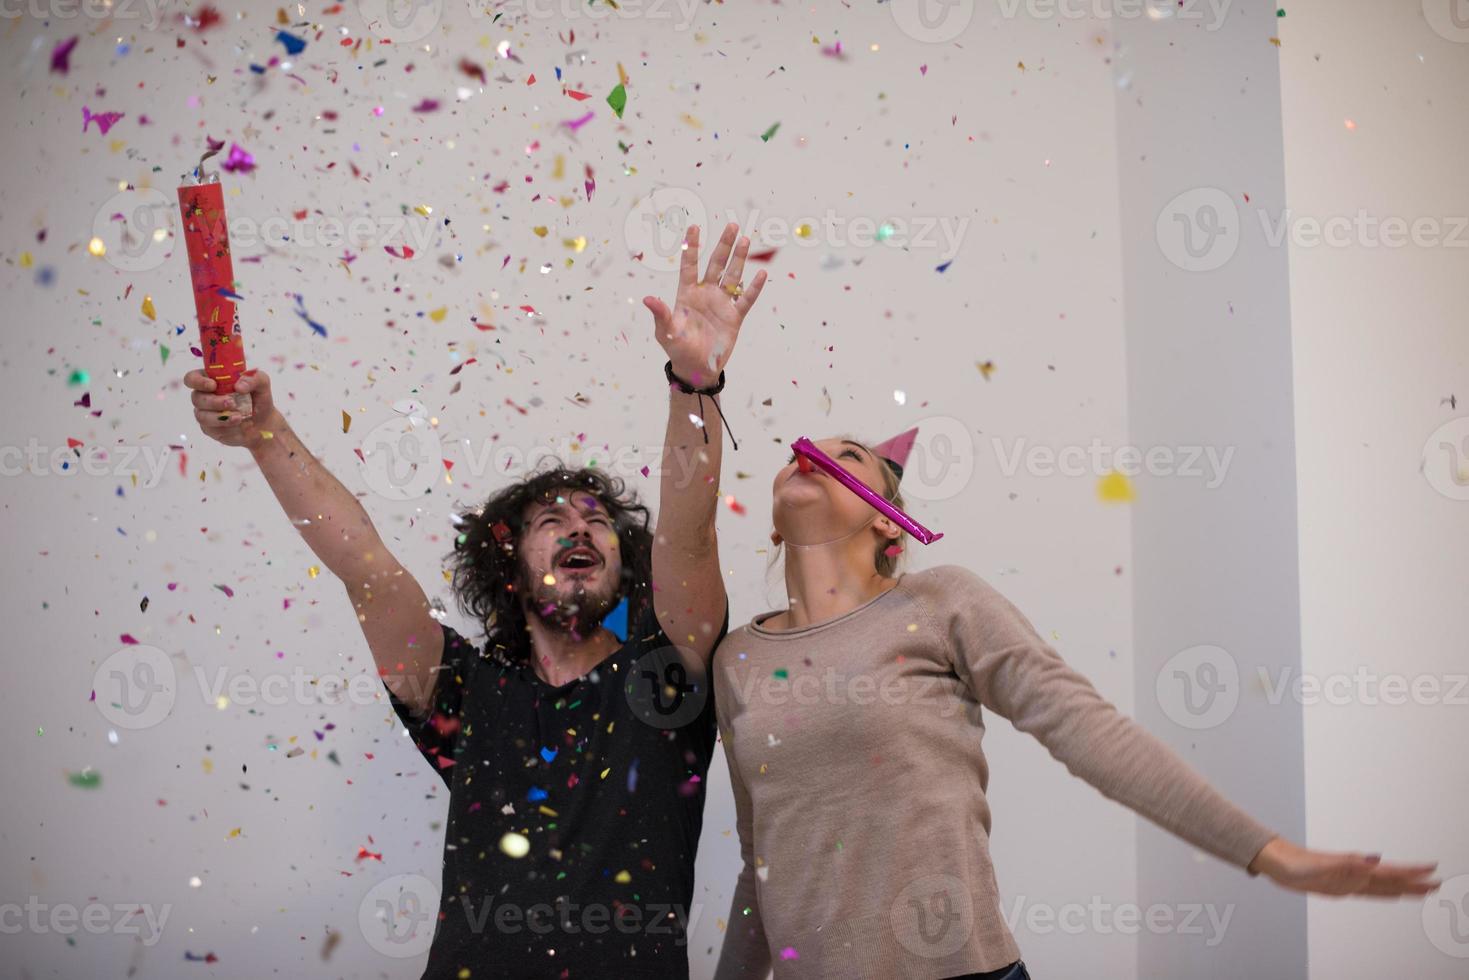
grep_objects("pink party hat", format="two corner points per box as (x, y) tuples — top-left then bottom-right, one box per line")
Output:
(871, 426), (918, 481)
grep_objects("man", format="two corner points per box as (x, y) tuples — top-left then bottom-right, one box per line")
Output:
(182, 220), (764, 978)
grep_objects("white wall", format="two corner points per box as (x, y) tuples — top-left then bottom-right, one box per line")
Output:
(0, 3), (1140, 978)
(1110, 2), (1309, 976)
(3, 1), (1457, 978)
(1278, 2), (1469, 978)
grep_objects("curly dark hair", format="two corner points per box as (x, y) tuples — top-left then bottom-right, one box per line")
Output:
(446, 459), (654, 663)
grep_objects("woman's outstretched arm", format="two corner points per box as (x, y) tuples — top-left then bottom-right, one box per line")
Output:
(938, 564), (1440, 900)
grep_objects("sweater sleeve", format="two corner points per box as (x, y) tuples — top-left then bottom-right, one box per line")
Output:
(931, 565), (1278, 874)
(713, 730), (773, 980)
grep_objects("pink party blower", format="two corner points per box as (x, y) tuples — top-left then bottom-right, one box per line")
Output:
(790, 436), (944, 545)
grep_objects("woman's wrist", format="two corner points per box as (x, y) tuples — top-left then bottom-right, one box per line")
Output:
(1246, 835), (1289, 878)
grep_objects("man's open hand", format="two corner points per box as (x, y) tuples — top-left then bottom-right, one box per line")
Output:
(644, 221), (767, 387)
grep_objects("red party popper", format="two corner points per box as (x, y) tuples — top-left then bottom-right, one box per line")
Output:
(177, 175), (249, 407)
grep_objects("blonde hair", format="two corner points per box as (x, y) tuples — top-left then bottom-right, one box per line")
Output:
(767, 435), (909, 579)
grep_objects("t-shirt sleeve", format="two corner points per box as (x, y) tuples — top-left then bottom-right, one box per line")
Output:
(636, 599), (731, 759)
(388, 621), (479, 788)
(703, 599), (732, 745)
(931, 564), (1278, 874)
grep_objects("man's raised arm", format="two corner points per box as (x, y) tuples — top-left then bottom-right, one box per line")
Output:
(184, 368), (443, 715)
(643, 221), (767, 663)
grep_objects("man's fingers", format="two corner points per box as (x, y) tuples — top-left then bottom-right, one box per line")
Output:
(703, 222), (738, 284)
(678, 224), (701, 290)
(236, 368), (267, 393)
(734, 269), (768, 316)
(183, 370), (216, 392)
(722, 234), (750, 288)
(194, 407), (247, 428)
(192, 391), (240, 412)
(644, 296), (672, 335)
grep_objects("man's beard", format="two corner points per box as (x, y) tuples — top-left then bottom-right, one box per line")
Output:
(521, 565), (621, 638)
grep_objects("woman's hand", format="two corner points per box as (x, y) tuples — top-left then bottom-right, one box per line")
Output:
(1248, 836), (1441, 898)
(644, 221), (767, 387)
(184, 368), (283, 452)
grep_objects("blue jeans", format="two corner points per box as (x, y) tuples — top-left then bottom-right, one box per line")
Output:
(944, 961), (1031, 980)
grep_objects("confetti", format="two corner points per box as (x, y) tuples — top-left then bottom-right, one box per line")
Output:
(50, 36), (79, 74)
(458, 58), (487, 85)
(1097, 472), (1135, 502)
(760, 122), (781, 142)
(293, 294), (328, 337)
(606, 83), (627, 118)
(81, 106), (124, 135)
(274, 29), (306, 56)
(220, 144), (256, 174)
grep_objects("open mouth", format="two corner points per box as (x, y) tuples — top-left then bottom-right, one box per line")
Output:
(554, 546), (603, 572)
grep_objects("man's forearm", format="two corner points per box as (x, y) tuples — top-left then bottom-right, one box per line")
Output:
(248, 412), (386, 584)
(657, 386), (722, 543)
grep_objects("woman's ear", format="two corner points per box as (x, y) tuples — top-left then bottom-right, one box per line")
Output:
(769, 528), (782, 546)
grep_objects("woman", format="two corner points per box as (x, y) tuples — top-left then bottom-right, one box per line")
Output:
(709, 435), (1443, 979)
(648, 224), (1440, 980)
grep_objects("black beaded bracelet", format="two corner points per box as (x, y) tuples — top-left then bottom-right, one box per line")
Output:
(664, 359), (725, 394)
(664, 360), (738, 450)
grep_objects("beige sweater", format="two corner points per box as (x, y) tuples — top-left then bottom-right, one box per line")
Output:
(712, 564), (1277, 980)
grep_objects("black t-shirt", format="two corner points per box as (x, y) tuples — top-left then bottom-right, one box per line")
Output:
(390, 603), (728, 980)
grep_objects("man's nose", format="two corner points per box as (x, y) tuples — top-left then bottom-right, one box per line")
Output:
(563, 519), (595, 541)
